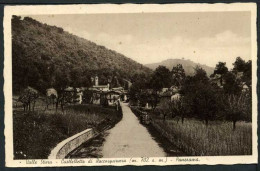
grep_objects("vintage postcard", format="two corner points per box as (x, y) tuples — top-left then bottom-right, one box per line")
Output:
(4, 3), (257, 167)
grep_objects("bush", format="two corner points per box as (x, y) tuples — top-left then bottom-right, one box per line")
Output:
(13, 104), (121, 159)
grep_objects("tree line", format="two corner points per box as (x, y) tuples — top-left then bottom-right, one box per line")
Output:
(12, 15), (151, 95)
(129, 57), (252, 130)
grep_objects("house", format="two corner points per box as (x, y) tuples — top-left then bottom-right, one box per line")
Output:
(92, 85), (110, 92)
(82, 75), (131, 105)
(104, 90), (121, 106)
(46, 88), (58, 98)
(64, 87), (83, 104)
(90, 76), (110, 91)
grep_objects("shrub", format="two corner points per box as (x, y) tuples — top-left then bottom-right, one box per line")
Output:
(13, 104), (121, 159)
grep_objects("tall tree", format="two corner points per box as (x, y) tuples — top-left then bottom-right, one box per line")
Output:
(181, 67), (218, 126)
(223, 71), (242, 95)
(223, 93), (249, 130)
(233, 57), (246, 72)
(193, 66), (209, 83)
(150, 65), (172, 91)
(169, 96), (186, 124)
(242, 60), (252, 89)
(171, 64), (186, 88)
(212, 62), (228, 86)
(129, 73), (149, 105)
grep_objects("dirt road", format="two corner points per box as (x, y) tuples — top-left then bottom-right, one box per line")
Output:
(101, 103), (166, 157)
(67, 103), (166, 158)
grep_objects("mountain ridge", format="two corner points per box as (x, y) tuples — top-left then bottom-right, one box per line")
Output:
(12, 16), (152, 93)
(145, 58), (214, 76)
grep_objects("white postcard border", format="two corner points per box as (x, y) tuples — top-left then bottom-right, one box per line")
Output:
(4, 3), (258, 167)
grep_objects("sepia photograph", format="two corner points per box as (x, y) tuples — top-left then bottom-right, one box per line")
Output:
(4, 3), (257, 167)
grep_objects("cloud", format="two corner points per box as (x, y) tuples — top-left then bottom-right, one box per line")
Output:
(198, 30), (250, 48)
(63, 28), (251, 69)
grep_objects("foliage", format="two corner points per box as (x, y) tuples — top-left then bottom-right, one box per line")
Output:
(156, 98), (171, 120)
(131, 58), (252, 126)
(129, 73), (151, 105)
(211, 62), (228, 86)
(223, 71), (242, 95)
(171, 64), (186, 88)
(150, 65), (172, 91)
(145, 58), (214, 76)
(232, 57), (252, 89)
(233, 57), (247, 72)
(192, 66), (209, 84)
(181, 68), (219, 125)
(13, 104), (122, 159)
(12, 16), (152, 94)
(222, 93), (251, 130)
(168, 96), (185, 123)
(18, 87), (39, 111)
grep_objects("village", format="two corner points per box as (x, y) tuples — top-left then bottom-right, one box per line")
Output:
(14, 66), (250, 117)
(9, 12), (254, 162)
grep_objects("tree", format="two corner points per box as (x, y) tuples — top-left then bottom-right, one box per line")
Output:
(193, 66), (209, 83)
(150, 66), (172, 91)
(212, 62), (228, 86)
(157, 98), (171, 121)
(45, 88), (58, 110)
(11, 15), (152, 95)
(129, 83), (141, 105)
(129, 73), (150, 105)
(138, 90), (149, 107)
(18, 87), (39, 112)
(193, 83), (218, 126)
(181, 67), (218, 126)
(148, 92), (160, 110)
(242, 60), (252, 90)
(223, 72), (242, 95)
(171, 64), (186, 88)
(169, 96), (186, 124)
(233, 57), (246, 72)
(223, 93), (249, 130)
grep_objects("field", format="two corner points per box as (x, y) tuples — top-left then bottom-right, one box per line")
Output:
(131, 107), (252, 156)
(13, 98), (122, 159)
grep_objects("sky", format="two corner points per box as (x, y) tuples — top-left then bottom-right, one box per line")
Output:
(28, 12), (251, 68)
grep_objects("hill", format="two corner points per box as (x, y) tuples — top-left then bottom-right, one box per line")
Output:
(12, 16), (152, 93)
(145, 59), (214, 76)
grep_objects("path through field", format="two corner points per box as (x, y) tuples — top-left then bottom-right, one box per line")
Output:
(67, 103), (166, 158)
(102, 102), (166, 157)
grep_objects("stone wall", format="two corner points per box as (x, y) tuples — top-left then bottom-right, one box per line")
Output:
(48, 128), (95, 159)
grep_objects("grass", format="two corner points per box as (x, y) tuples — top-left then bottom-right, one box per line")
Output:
(131, 107), (252, 156)
(13, 102), (122, 159)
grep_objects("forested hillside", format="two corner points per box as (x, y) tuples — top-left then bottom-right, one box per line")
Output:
(145, 58), (214, 76)
(12, 16), (152, 93)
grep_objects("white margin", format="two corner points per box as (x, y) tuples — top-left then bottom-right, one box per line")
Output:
(3, 3), (258, 167)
